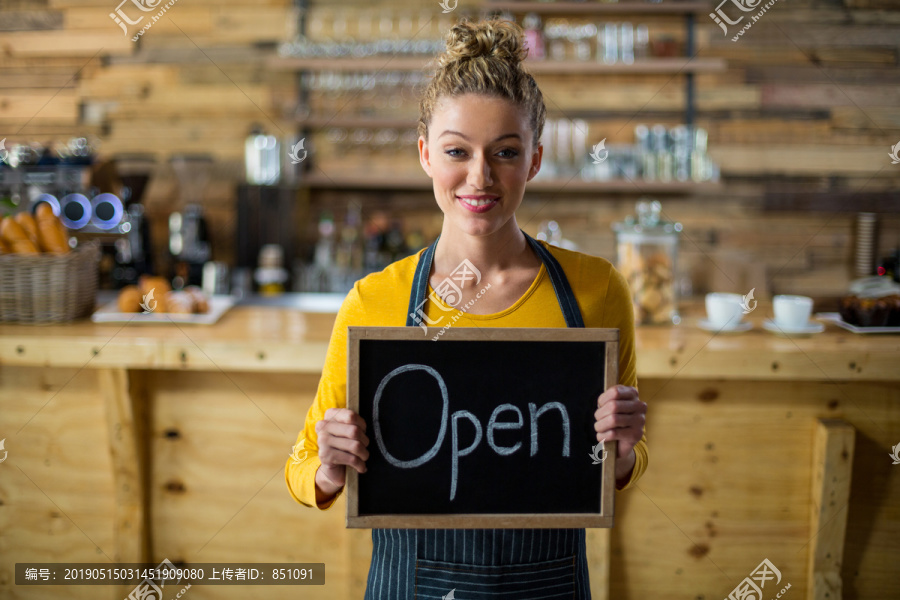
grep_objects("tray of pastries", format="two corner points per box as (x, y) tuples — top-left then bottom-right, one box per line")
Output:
(92, 275), (235, 325)
(815, 276), (900, 334)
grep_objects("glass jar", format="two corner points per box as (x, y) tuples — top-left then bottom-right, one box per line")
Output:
(613, 199), (682, 325)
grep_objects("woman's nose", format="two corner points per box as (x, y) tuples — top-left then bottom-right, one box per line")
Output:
(467, 155), (493, 189)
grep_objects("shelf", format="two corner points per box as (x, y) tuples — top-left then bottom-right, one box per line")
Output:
(295, 108), (706, 129)
(300, 173), (722, 194)
(487, 1), (714, 15)
(269, 56), (725, 74)
(296, 116), (417, 129)
(527, 57), (724, 74)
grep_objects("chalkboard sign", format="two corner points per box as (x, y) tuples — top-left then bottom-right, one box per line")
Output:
(346, 326), (618, 529)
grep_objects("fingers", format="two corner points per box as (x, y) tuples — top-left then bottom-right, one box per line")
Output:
(323, 407), (368, 432)
(593, 410), (645, 438)
(597, 385), (638, 406)
(594, 388), (646, 449)
(320, 445), (368, 474)
(316, 419), (370, 447)
(317, 408), (369, 474)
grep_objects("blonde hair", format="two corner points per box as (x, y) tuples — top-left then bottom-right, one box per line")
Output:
(417, 16), (546, 149)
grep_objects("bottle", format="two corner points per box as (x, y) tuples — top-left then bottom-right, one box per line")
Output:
(244, 125), (281, 185)
(255, 244), (288, 295)
(313, 212), (336, 291)
(523, 14), (546, 60)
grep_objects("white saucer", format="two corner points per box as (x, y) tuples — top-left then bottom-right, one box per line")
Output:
(697, 319), (753, 333)
(762, 319), (824, 335)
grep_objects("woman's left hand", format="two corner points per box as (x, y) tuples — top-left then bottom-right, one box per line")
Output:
(594, 385), (646, 463)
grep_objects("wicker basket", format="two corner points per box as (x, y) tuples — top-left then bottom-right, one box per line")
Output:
(0, 241), (101, 324)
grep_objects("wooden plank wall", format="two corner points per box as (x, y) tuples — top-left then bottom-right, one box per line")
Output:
(1, 0), (899, 297)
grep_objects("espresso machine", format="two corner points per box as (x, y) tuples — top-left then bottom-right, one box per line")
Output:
(0, 140), (155, 289)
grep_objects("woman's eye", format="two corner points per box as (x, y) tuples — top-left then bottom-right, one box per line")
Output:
(445, 148), (519, 159)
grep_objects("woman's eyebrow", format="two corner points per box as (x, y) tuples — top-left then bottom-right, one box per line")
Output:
(438, 131), (521, 142)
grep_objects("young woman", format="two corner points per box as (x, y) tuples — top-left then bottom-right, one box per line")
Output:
(286, 17), (648, 599)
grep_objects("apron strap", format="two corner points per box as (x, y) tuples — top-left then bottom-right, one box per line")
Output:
(406, 234), (440, 328)
(406, 231), (584, 329)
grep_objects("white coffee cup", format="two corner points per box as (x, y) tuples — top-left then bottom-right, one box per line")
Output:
(773, 295), (813, 329)
(705, 293), (745, 329)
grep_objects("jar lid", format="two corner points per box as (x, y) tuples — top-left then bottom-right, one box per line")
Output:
(612, 199), (682, 237)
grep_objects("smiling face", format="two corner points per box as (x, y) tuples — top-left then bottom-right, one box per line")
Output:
(418, 93), (542, 238)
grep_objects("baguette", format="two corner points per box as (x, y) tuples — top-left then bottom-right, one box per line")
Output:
(35, 203), (55, 221)
(34, 205), (70, 254)
(14, 212), (39, 247)
(0, 219), (11, 254)
(0, 217), (39, 254)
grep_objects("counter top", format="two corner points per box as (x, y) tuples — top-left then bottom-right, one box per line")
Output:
(1, 298), (897, 381)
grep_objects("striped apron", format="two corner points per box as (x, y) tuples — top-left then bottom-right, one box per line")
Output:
(363, 231), (592, 600)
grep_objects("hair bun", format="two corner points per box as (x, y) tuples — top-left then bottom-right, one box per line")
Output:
(439, 17), (527, 69)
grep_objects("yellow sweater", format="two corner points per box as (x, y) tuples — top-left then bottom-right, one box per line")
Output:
(286, 240), (647, 509)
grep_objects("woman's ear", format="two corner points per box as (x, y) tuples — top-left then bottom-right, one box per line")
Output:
(526, 141), (543, 182)
(419, 136), (432, 178)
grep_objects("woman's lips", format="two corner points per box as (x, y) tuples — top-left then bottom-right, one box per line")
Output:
(457, 196), (499, 213)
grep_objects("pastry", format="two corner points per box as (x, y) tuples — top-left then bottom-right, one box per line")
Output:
(117, 285), (143, 313)
(139, 275), (172, 297)
(839, 295), (890, 327)
(166, 291), (195, 314)
(184, 285), (209, 313)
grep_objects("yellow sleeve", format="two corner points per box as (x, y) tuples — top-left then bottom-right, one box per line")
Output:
(602, 264), (648, 492)
(285, 281), (367, 509)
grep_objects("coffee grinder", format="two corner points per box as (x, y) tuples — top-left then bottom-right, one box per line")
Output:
(109, 153), (157, 287)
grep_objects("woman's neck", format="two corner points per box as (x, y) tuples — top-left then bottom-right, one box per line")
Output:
(432, 219), (535, 277)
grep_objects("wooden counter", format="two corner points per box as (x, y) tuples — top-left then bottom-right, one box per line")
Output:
(1, 301), (897, 379)
(1, 300), (897, 600)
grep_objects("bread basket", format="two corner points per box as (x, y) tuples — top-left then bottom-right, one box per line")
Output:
(0, 241), (100, 324)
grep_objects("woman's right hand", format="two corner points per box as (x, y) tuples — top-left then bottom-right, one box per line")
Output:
(314, 407), (369, 497)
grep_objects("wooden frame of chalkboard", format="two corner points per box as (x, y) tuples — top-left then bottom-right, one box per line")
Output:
(346, 326), (618, 529)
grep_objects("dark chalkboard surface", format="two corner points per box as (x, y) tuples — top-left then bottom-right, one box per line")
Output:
(346, 327), (618, 529)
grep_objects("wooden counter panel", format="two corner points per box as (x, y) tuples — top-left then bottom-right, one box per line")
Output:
(147, 370), (353, 599)
(0, 366), (116, 599)
(612, 378), (900, 600)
